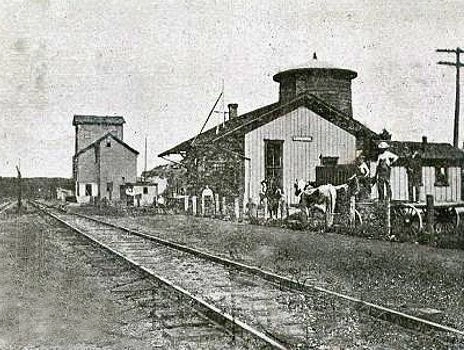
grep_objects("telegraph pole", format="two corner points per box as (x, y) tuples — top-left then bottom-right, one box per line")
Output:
(144, 136), (148, 174)
(16, 164), (22, 213)
(436, 47), (464, 148)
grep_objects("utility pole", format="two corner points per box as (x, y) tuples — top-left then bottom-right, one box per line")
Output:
(144, 136), (148, 174)
(436, 47), (464, 148)
(16, 164), (22, 213)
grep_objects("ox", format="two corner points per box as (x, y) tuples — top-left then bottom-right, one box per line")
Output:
(294, 179), (348, 228)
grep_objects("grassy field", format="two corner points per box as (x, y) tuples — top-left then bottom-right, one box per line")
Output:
(74, 209), (464, 336)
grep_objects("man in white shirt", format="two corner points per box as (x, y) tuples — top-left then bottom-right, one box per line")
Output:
(347, 154), (370, 198)
(356, 154), (371, 199)
(375, 142), (399, 200)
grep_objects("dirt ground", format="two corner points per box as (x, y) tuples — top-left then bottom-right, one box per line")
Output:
(0, 208), (247, 350)
(79, 210), (464, 337)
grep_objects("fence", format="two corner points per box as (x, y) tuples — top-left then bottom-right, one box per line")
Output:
(165, 192), (357, 230)
(162, 194), (294, 223)
(178, 195), (243, 221)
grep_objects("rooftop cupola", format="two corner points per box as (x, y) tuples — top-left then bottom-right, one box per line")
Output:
(273, 53), (358, 117)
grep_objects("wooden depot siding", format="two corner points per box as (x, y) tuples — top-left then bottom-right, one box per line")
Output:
(369, 162), (461, 202)
(245, 106), (357, 205)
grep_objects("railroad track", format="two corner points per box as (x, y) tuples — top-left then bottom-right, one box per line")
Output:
(32, 201), (464, 348)
(0, 200), (15, 213)
(31, 201), (288, 349)
(32, 208), (256, 349)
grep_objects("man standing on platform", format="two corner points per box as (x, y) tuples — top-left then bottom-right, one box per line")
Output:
(406, 149), (422, 202)
(374, 142), (399, 200)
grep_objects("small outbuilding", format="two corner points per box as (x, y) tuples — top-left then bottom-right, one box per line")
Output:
(56, 187), (74, 202)
(123, 182), (158, 207)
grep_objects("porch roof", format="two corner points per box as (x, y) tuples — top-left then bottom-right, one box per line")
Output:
(374, 140), (464, 162)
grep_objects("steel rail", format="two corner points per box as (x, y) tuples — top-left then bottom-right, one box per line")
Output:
(30, 201), (289, 350)
(65, 208), (464, 339)
(0, 200), (15, 213)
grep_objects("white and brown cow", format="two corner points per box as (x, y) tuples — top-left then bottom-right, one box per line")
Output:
(294, 179), (348, 225)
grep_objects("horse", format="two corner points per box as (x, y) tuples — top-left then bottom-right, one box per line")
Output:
(294, 179), (348, 227)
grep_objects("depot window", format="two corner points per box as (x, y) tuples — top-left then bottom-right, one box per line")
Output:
(435, 166), (449, 186)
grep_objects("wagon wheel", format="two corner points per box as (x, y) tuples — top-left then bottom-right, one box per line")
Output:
(434, 207), (459, 235)
(391, 204), (423, 239)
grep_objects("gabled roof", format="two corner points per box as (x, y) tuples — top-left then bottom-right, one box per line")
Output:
(158, 93), (379, 157)
(73, 115), (125, 126)
(74, 132), (139, 158)
(374, 140), (464, 161)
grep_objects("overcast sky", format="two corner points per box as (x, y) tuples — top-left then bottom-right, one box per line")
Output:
(0, 0), (463, 177)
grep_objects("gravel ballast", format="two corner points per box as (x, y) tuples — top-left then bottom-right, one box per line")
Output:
(0, 209), (251, 349)
(81, 211), (464, 338)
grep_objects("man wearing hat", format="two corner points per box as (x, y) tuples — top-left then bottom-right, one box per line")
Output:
(374, 141), (399, 200)
(406, 149), (422, 202)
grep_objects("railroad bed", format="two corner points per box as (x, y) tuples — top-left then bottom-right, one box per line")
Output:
(31, 202), (286, 349)
(32, 201), (463, 349)
(0, 200), (15, 213)
(3, 205), (255, 349)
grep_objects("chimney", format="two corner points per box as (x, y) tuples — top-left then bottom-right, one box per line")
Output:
(422, 136), (428, 144)
(228, 103), (238, 120)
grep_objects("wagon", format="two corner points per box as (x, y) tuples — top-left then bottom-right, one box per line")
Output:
(390, 200), (464, 236)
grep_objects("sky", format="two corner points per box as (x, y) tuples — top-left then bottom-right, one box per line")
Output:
(0, 0), (463, 177)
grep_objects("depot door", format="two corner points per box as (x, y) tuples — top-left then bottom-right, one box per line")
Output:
(264, 140), (284, 188)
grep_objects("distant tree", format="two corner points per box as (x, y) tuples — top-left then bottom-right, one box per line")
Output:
(379, 128), (392, 141)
